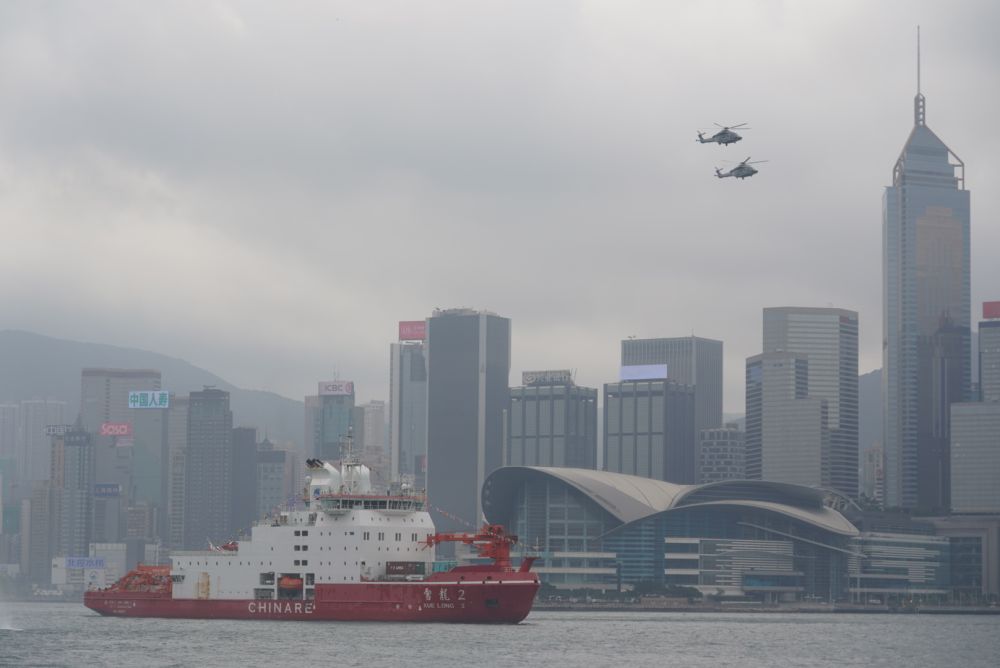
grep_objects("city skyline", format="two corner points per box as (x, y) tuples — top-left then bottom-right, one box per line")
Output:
(1, 3), (998, 415)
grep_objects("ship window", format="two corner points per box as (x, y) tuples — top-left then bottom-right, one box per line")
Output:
(305, 574), (315, 585)
(294, 530), (301, 536)
(260, 572), (275, 585)
(171, 575), (185, 583)
(302, 546), (308, 551)
(302, 560), (308, 566)
(294, 560), (300, 566)
(395, 533), (401, 541)
(254, 588), (274, 600)
(294, 545), (301, 551)
(302, 530), (309, 536)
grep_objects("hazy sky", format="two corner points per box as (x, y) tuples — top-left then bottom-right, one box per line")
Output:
(2, 0), (998, 412)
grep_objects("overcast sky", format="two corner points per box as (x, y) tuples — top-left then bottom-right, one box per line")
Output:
(2, 0), (998, 413)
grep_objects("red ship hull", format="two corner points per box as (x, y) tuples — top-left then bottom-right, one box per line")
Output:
(84, 574), (539, 624)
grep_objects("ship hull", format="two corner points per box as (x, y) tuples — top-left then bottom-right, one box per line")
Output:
(85, 578), (539, 624)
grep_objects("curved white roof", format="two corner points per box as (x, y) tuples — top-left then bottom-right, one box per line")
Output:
(482, 467), (859, 537)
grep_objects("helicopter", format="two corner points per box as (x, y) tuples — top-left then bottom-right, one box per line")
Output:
(715, 157), (767, 180)
(697, 123), (749, 146)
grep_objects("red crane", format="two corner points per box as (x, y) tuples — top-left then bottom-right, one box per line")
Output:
(425, 524), (536, 573)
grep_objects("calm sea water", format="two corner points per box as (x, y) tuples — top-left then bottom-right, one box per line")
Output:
(1, 602), (998, 667)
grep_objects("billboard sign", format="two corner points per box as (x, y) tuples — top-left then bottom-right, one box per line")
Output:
(94, 483), (121, 498)
(984, 301), (1000, 320)
(99, 422), (133, 437)
(399, 320), (427, 341)
(128, 391), (169, 409)
(522, 370), (572, 386)
(620, 364), (669, 381)
(319, 381), (354, 396)
(66, 557), (105, 570)
(44, 424), (71, 437)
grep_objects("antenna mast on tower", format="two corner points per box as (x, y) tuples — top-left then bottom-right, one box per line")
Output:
(914, 26), (926, 126)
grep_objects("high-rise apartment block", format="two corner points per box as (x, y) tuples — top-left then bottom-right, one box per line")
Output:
(389, 330), (428, 485)
(604, 374), (696, 484)
(699, 423), (745, 484)
(763, 307), (859, 496)
(507, 370), (598, 469)
(883, 76), (970, 510)
(621, 336), (723, 437)
(426, 309), (510, 530)
(183, 388), (233, 548)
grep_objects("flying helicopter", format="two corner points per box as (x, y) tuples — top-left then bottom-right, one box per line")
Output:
(697, 123), (749, 146)
(715, 157), (767, 180)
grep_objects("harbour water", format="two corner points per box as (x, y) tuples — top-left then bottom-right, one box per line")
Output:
(1, 602), (999, 667)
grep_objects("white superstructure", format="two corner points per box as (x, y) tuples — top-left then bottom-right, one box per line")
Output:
(169, 457), (434, 601)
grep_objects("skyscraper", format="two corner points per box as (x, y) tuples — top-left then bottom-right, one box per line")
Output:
(507, 370), (598, 469)
(313, 381), (355, 461)
(883, 43), (970, 510)
(52, 429), (94, 559)
(699, 423), (746, 484)
(81, 368), (165, 542)
(230, 426), (258, 536)
(979, 302), (1000, 403)
(426, 309), (510, 530)
(763, 307), (859, 496)
(183, 388), (233, 548)
(621, 336), (723, 438)
(256, 438), (287, 520)
(746, 352), (827, 488)
(389, 331), (428, 485)
(604, 374), (696, 483)
(165, 394), (188, 550)
(950, 303), (1000, 514)
(19, 399), (66, 482)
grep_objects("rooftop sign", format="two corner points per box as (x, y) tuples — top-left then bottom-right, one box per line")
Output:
(128, 391), (169, 409)
(522, 370), (572, 386)
(620, 364), (669, 381)
(984, 301), (1000, 320)
(319, 381), (354, 396)
(398, 321), (427, 341)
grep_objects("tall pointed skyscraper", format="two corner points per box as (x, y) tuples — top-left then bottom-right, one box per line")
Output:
(883, 31), (971, 510)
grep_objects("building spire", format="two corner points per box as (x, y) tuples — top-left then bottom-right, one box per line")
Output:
(914, 26), (926, 126)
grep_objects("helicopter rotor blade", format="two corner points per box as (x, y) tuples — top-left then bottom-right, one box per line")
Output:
(747, 160), (769, 165)
(729, 123), (749, 129)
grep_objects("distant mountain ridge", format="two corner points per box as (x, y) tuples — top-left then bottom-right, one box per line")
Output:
(0, 330), (304, 448)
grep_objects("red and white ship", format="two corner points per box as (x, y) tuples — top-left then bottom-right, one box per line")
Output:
(85, 456), (538, 623)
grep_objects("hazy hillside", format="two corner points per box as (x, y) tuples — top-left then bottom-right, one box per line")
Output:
(0, 330), (304, 448)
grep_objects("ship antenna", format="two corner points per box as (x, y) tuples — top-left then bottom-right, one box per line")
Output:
(914, 26), (925, 127)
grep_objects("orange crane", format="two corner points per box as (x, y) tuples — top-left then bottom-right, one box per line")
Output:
(424, 524), (536, 572)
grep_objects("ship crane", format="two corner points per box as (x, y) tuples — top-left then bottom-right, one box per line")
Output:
(424, 524), (536, 573)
